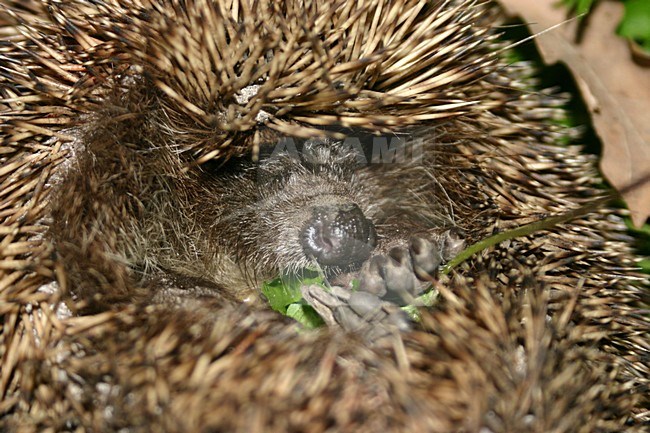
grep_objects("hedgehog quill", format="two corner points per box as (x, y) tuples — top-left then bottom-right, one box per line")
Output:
(1, 1), (648, 432)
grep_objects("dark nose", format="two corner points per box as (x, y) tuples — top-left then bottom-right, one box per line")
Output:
(301, 204), (376, 267)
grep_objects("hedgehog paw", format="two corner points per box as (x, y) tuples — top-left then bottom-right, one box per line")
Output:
(301, 229), (464, 341)
(358, 229), (465, 305)
(301, 284), (411, 341)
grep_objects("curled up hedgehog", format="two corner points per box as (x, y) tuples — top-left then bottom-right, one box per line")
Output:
(0, 0), (648, 432)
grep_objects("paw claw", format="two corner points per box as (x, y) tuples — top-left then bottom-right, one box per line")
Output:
(441, 228), (465, 261)
(358, 256), (388, 296)
(382, 257), (418, 304)
(410, 237), (442, 278)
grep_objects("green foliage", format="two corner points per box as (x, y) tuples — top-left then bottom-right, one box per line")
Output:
(561, 0), (650, 52)
(261, 271), (325, 329)
(285, 303), (325, 329)
(560, 0), (597, 16)
(618, 0), (650, 51)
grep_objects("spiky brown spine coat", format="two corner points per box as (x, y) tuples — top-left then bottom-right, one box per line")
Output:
(0, 1), (648, 432)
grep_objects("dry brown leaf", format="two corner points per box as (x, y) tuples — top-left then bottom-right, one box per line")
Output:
(498, 0), (650, 226)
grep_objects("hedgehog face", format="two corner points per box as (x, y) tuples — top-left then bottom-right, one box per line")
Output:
(198, 130), (458, 288)
(258, 137), (379, 269)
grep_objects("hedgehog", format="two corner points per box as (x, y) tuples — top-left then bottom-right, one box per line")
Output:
(0, 1), (648, 432)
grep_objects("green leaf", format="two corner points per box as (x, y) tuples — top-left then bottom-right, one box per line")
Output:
(261, 270), (322, 314)
(261, 278), (298, 314)
(262, 270), (327, 329)
(560, 0), (597, 17)
(577, 0), (596, 16)
(618, 0), (650, 49)
(286, 303), (325, 329)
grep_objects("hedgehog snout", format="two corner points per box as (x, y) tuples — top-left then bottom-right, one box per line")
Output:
(300, 204), (376, 267)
